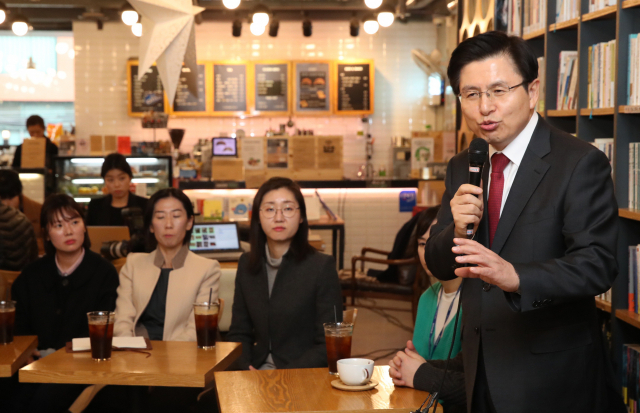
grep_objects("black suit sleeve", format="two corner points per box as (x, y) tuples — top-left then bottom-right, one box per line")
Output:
(510, 148), (618, 312)
(225, 256), (254, 370)
(285, 256), (343, 369)
(425, 155), (461, 282)
(11, 145), (22, 168)
(413, 353), (467, 407)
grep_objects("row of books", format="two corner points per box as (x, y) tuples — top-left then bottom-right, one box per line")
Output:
(628, 143), (640, 210)
(522, 0), (546, 34)
(589, 0), (617, 12)
(506, 0), (522, 36)
(556, 0), (579, 24)
(588, 40), (616, 109)
(627, 245), (640, 313)
(593, 137), (614, 164)
(557, 51), (578, 110)
(623, 344), (640, 411)
(536, 57), (545, 113)
(628, 33), (640, 106)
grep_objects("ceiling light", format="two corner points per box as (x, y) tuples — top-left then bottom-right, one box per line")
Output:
(12, 15), (28, 36)
(232, 19), (242, 37)
(447, 0), (458, 11)
(223, 0), (241, 10)
(132, 22), (142, 37)
(250, 22), (265, 36)
(302, 19), (312, 37)
(377, 4), (395, 27)
(269, 19), (279, 37)
(252, 4), (270, 26)
(26, 57), (35, 71)
(363, 16), (379, 34)
(365, 0), (383, 9)
(349, 18), (359, 37)
(0, 2), (6, 25)
(121, 2), (138, 26)
(1, 130), (10, 140)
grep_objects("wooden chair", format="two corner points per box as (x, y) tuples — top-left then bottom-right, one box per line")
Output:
(111, 257), (127, 274)
(343, 308), (358, 330)
(341, 247), (422, 323)
(218, 298), (225, 324)
(0, 270), (21, 301)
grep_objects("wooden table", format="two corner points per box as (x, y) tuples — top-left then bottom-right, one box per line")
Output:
(214, 366), (442, 413)
(20, 341), (241, 388)
(0, 335), (38, 377)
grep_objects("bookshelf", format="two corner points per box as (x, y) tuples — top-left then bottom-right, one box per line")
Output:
(499, 0), (640, 391)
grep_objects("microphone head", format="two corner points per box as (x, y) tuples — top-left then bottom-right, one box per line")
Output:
(468, 138), (488, 166)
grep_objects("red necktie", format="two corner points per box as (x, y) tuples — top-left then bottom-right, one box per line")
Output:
(488, 153), (510, 248)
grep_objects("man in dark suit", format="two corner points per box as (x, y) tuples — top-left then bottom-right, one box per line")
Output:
(423, 31), (624, 413)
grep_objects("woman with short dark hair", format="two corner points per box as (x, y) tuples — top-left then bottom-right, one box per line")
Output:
(86, 153), (148, 227)
(227, 177), (343, 370)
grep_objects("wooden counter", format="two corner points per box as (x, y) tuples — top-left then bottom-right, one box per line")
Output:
(0, 335), (38, 377)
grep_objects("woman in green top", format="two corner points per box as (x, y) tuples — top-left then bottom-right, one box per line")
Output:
(412, 206), (462, 361)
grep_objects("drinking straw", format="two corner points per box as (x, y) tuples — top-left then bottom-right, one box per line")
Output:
(334, 305), (337, 324)
(105, 311), (110, 340)
(208, 288), (213, 309)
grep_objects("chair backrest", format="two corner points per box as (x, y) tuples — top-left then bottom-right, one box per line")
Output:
(218, 268), (237, 332)
(218, 298), (225, 323)
(0, 270), (21, 301)
(111, 258), (127, 275)
(343, 308), (358, 326)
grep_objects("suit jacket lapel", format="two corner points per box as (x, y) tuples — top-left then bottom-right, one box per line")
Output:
(491, 117), (552, 254)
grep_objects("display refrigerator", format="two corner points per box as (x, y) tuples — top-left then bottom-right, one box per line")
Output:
(54, 156), (173, 203)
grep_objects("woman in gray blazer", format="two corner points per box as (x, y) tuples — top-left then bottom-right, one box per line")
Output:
(226, 177), (343, 370)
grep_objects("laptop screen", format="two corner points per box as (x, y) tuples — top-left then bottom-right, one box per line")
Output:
(190, 223), (240, 252)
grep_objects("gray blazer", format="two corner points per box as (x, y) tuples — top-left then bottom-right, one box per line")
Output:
(425, 117), (623, 413)
(226, 250), (343, 370)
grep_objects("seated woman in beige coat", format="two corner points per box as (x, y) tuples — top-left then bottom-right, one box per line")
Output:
(114, 188), (220, 341)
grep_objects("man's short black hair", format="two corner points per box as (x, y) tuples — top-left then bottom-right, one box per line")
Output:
(101, 152), (133, 178)
(447, 31), (539, 95)
(26, 115), (45, 129)
(0, 169), (23, 200)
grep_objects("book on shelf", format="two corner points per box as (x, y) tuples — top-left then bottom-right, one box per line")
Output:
(588, 40), (616, 110)
(522, 0), (546, 34)
(557, 51), (578, 110)
(592, 138), (614, 166)
(536, 57), (545, 113)
(628, 143), (640, 210)
(496, 0), (522, 35)
(629, 33), (640, 106)
(556, 0), (579, 24)
(589, 0), (617, 13)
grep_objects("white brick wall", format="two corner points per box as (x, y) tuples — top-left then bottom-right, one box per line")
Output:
(73, 20), (438, 178)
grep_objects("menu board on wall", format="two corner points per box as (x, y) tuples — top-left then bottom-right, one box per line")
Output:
(214, 63), (248, 113)
(335, 61), (374, 115)
(171, 64), (207, 114)
(294, 62), (330, 114)
(254, 62), (289, 113)
(128, 62), (165, 116)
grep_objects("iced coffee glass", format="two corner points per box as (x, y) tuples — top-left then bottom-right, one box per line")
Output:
(323, 322), (354, 375)
(194, 302), (219, 350)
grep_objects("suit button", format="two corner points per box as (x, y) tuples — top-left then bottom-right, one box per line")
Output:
(475, 327), (480, 334)
(543, 299), (552, 305)
(61, 278), (69, 287)
(482, 282), (492, 292)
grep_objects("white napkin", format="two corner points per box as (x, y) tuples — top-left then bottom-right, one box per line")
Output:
(72, 337), (147, 351)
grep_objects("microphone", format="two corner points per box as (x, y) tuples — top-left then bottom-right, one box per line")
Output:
(466, 138), (488, 239)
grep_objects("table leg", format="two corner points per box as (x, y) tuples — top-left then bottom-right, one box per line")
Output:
(339, 226), (345, 271)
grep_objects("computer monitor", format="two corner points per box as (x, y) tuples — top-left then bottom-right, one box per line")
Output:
(212, 137), (238, 157)
(190, 222), (242, 253)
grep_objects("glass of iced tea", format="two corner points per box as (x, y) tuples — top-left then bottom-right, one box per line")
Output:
(194, 302), (219, 350)
(323, 322), (354, 375)
(87, 311), (115, 361)
(0, 301), (16, 345)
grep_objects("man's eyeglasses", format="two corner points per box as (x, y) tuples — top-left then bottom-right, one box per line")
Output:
(260, 206), (300, 219)
(458, 82), (525, 103)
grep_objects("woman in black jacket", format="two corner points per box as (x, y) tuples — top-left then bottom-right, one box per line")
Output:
(226, 177), (343, 370)
(86, 153), (148, 227)
(7, 194), (119, 413)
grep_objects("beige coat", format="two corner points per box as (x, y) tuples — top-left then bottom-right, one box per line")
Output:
(114, 245), (220, 341)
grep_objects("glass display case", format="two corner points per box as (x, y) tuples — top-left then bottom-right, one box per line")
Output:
(54, 156), (173, 203)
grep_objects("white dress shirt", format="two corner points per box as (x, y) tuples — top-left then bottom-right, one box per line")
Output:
(488, 112), (539, 217)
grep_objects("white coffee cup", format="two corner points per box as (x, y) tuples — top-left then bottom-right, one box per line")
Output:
(337, 358), (374, 386)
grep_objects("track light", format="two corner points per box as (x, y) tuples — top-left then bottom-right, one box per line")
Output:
(377, 3), (395, 27)
(250, 22), (265, 36)
(365, 0), (383, 9)
(302, 19), (312, 37)
(232, 19), (242, 37)
(12, 14), (28, 36)
(363, 15), (379, 34)
(0, 2), (7, 25)
(132, 22), (142, 37)
(223, 0), (241, 10)
(269, 19), (279, 37)
(121, 2), (138, 26)
(252, 4), (269, 26)
(349, 18), (359, 36)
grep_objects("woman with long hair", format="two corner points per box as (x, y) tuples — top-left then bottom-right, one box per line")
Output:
(226, 177), (343, 370)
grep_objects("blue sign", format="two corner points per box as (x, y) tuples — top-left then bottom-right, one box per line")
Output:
(399, 190), (417, 212)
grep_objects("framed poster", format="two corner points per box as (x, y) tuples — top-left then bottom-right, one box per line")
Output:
(127, 60), (167, 117)
(293, 61), (331, 115)
(212, 61), (250, 116)
(169, 63), (209, 117)
(253, 61), (291, 116)
(332, 59), (374, 116)
(266, 138), (289, 169)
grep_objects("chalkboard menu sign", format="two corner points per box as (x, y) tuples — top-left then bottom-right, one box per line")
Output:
(294, 62), (330, 114)
(171, 64), (207, 114)
(254, 62), (289, 113)
(128, 62), (165, 116)
(214, 63), (248, 113)
(335, 61), (374, 115)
